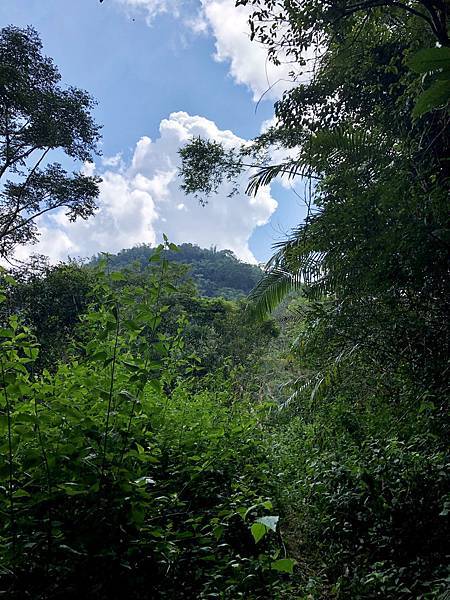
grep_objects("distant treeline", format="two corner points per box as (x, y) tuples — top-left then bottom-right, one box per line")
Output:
(91, 243), (263, 299)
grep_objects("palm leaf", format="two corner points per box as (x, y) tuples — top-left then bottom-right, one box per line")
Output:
(247, 267), (302, 321)
(246, 126), (382, 197)
(246, 157), (312, 196)
(247, 125), (383, 320)
(280, 343), (360, 410)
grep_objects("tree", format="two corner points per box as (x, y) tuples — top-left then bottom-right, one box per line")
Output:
(0, 26), (101, 258)
(179, 1), (449, 395)
(239, 0), (449, 56)
(1, 258), (95, 369)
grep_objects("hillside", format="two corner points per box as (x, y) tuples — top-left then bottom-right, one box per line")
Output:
(91, 243), (263, 299)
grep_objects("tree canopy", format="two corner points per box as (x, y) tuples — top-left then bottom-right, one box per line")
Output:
(91, 242), (263, 298)
(0, 26), (101, 258)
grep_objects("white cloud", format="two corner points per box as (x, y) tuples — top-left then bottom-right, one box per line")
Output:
(101, 153), (123, 168)
(116, 0), (296, 101)
(184, 12), (208, 34)
(17, 112), (277, 264)
(199, 0), (294, 101)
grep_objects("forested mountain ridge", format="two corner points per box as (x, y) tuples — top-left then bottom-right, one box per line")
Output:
(90, 243), (263, 298)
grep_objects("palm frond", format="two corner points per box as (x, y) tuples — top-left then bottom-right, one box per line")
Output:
(246, 126), (384, 197)
(248, 247), (330, 320)
(247, 267), (302, 321)
(246, 157), (312, 196)
(247, 125), (382, 319)
(280, 343), (361, 410)
(313, 127), (376, 165)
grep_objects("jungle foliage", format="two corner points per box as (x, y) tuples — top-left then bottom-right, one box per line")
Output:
(1, 3), (449, 598)
(177, 0), (450, 596)
(0, 247), (293, 599)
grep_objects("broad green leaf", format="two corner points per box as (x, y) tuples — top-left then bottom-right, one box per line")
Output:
(0, 328), (14, 338)
(110, 271), (126, 281)
(236, 506), (247, 520)
(250, 522), (267, 544)
(89, 350), (108, 362)
(133, 476), (155, 486)
(413, 79), (450, 117)
(271, 558), (296, 574)
(58, 483), (87, 496)
(408, 47), (450, 74)
(123, 320), (142, 332)
(13, 489), (31, 498)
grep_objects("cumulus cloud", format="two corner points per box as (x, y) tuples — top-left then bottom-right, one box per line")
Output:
(101, 153), (123, 168)
(115, 0), (296, 101)
(199, 0), (294, 101)
(16, 112), (277, 264)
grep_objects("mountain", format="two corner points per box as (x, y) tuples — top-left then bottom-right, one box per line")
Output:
(91, 243), (263, 299)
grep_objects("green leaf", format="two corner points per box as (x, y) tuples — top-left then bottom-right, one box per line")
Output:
(110, 271), (126, 281)
(121, 360), (142, 371)
(0, 328), (14, 338)
(248, 267), (302, 321)
(147, 379), (162, 394)
(408, 47), (450, 74)
(256, 515), (279, 532)
(123, 320), (142, 332)
(13, 489), (31, 498)
(236, 506), (247, 520)
(2, 273), (17, 286)
(413, 79), (450, 117)
(250, 522), (267, 544)
(133, 476), (155, 486)
(271, 558), (296, 574)
(89, 350), (108, 362)
(58, 483), (87, 496)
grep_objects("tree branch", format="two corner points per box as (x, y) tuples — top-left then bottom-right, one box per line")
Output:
(0, 148), (50, 242)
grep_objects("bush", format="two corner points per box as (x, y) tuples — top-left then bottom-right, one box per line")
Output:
(271, 389), (449, 598)
(0, 257), (294, 599)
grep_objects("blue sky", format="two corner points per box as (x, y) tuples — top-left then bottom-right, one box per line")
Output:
(1, 0), (306, 264)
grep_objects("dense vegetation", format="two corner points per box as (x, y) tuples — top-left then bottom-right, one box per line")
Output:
(1, 3), (449, 599)
(91, 243), (263, 299)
